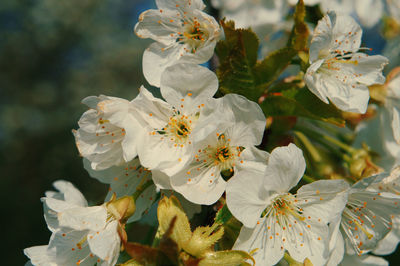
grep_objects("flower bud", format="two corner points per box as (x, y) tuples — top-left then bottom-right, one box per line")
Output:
(107, 194), (136, 223)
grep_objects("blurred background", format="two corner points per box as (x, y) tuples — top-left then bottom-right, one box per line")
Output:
(0, 0), (156, 264)
(1, 0), (399, 264)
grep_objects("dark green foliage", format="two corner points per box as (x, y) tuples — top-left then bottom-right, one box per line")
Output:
(260, 87), (345, 126)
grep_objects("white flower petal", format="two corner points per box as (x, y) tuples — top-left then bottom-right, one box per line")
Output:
(152, 169), (172, 190)
(51, 180), (88, 207)
(304, 59), (330, 103)
(263, 143), (306, 193)
(142, 42), (183, 87)
(373, 226), (400, 255)
(87, 220), (120, 264)
(160, 63), (218, 113)
(172, 164), (226, 205)
(24, 245), (55, 266)
(135, 9), (181, 45)
(226, 165), (269, 228)
(132, 86), (173, 129)
(138, 128), (194, 176)
(284, 219), (329, 266)
(156, 0), (205, 11)
(233, 223), (284, 266)
(310, 12), (362, 62)
(218, 94), (266, 146)
(48, 229), (98, 266)
(297, 179), (350, 223)
(327, 79), (370, 114)
(342, 54), (388, 86)
(326, 230), (345, 266)
(58, 206), (107, 232)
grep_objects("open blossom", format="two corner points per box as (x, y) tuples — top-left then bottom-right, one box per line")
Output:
(305, 11), (388, 114)
(132, 63), (223, 176)
(369, 167), (400, 256)
(134, 0), (220, 87)
(170, 93), (267, 205)
(327, 171), (400, 265)
(227, 144), (349, 265)
(24, 180), (123, 266)
(73, 95), (143, 170)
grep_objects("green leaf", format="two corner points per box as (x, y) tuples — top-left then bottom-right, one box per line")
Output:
(214, 204), (233, 225)
(288, 0), (309, 51)
(260, 87), (345, 126)
(254, 47), (297, 88)
(216, 20), (260, 101)
(214, 204), (242, 250)
(216, 20), (297, 101)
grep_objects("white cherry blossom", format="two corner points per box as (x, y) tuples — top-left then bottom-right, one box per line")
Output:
(305, 11), (388, 113)
(327, 172), (400, 265)
(227, 143), (349, 265)
(73, 95), (143, 170)
(368, 167), (400, 256)
(132, 63), (223, 176)
(170, 93), (268, 205)
(134, 0), (220, 87)
(24, 180), (121, 266)
(340, 179), (398, 255)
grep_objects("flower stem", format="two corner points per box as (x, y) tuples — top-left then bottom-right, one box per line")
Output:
(294, 130), (322, 163)
(302, 174), (317, 183)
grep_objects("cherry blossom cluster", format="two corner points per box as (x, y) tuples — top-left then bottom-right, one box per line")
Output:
(24, 0), (400, 265)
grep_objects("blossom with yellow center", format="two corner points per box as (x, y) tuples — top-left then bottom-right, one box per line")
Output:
(134, 0), (220, 87)
(132, 64), (222, 177)
(170, 93), (267, 205)
(227, 144), (349, 265)
(305, 11), (388, 114)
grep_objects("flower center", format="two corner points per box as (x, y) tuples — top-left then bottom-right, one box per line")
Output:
(190, 134), (244, 182)
(262, 194), (305, 223)
(155, 110), (198, 145)
(340, 192), (394, 254)
(181, 19), (209, 51)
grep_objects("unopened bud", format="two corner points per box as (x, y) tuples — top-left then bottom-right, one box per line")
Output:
(348, 144), (383, 180)
(107, 194), (136, 223)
